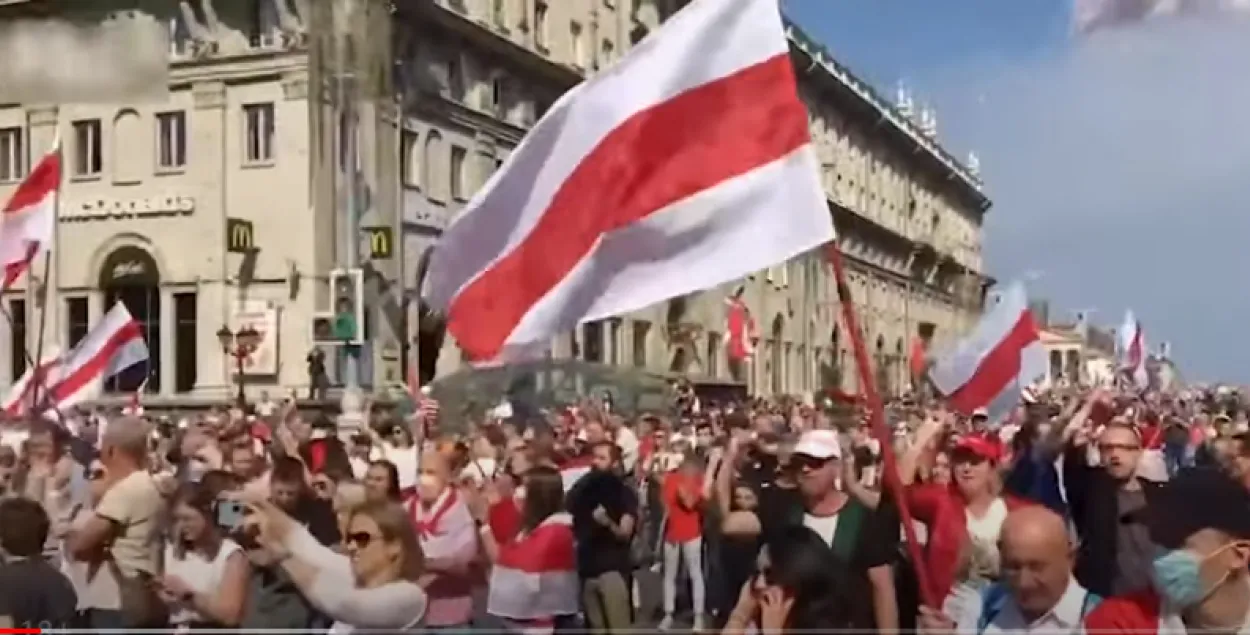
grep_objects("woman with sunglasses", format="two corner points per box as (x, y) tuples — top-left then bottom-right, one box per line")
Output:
(157, 480), (249, 630)
(722, 525), (873, 634)
(474, 465), (579, 634)
(245, 495), (428, 632)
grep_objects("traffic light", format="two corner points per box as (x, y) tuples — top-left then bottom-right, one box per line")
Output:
(328, 268), (365, 344)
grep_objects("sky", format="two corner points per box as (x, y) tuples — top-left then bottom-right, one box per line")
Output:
(785, 0), (1250, 382)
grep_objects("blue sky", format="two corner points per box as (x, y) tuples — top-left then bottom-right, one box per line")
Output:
(784, 1), (1250, 382)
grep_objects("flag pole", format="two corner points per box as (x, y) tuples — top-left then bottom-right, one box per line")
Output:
(823, 242), (937, 609)
(28, 251), (52, 416)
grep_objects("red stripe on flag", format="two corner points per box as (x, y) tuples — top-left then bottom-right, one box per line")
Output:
(2, 242), (39, 288)
(3, 151), (59, 214)
(495, 524), (577, 572)
(447, 54), (810, 360)
(946, 310), (1039, 415)
(44, 321), (143, 407)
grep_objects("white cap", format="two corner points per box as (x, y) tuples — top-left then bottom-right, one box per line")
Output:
(972, 407), (990, 419)
(793, 429), (842, 460)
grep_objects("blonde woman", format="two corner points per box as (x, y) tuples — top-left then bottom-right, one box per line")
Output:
(245, 495), (428, 632)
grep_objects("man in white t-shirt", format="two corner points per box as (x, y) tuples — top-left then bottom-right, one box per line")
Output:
(64, 417), (164, 629)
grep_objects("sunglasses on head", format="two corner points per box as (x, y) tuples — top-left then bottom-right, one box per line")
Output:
(343, 531), (379, 549)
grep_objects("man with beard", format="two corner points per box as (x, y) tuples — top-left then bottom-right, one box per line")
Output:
(568, 441), (638, 634)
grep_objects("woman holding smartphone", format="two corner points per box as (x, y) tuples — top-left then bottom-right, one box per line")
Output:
(156, 479), (250, 630)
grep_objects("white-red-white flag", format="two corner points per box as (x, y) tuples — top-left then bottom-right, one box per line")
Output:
(486, 512), (579, 626)
(725, 292), (757, 362)
(0, 349), (62, 418)
(421, 0), (834, 362)
(41, 302), (149, 412)
(0, 140), (60, 291)
(1118, 309), (1148, 389)
(929, 282), (1048, 420)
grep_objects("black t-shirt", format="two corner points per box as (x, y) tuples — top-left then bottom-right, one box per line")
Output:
(567, 471), (639, 577)
(756, 480), (804, 543)
(0, 558), (78, 630)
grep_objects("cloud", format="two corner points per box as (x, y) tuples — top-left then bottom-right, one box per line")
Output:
(918, 15), (1250, 381)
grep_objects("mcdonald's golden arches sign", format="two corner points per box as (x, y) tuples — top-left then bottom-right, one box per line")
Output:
(365, 226), (393, 259)
(226, 218), (255, 253)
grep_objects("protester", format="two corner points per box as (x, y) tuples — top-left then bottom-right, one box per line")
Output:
(1084, 467), (1250, 634)
(0, 496), (77, 629)
(160, 480), (248, 630)
(246, 495), (428, 631)
(567, 440), (638, 634)
(659, 453), (708, 631)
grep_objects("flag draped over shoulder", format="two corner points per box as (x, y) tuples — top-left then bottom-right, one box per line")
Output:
(486, 512), (578, 624)
(421, 0), (834, 363)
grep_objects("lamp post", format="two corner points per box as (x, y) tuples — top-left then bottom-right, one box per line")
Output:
(217, 324), (261, 406)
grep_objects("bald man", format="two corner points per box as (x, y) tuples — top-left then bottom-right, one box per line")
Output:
(919, 506), (1100, 634)
(64, 417), (165, 629)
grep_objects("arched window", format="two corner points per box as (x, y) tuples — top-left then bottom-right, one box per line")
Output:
(112, 109), (145, 184)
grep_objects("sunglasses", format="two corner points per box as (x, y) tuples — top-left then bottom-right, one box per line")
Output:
(791, 455), (832, 471)
(343, 531), (379, 549)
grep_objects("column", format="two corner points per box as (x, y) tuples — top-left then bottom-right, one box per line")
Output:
(159, 288), (174, 395)
(26, 107), (59, 358)
(191, 81), (226, 394)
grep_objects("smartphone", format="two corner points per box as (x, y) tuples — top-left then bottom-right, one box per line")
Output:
(216, 499), (246, 530)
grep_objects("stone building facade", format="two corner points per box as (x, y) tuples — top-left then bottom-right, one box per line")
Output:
(0, 0), (989, 404)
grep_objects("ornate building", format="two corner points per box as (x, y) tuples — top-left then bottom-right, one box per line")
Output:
(0, 0), (990, 404)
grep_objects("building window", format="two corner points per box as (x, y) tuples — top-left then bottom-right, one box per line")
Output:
(243, 103), (275, 164)
(0, 127), (23, 183)
(446, 55), (465, 101)
(601, 39), (615, 66)
(608, 319), (620, 365)
(450, 146), (467, 200)
(423, 130), (446, 201)
(400, 130), (420, 188)
(9, 298), (25, 381)
(492, 0), (506, 27)
(582, 321), (603, 363)
(156, 111), (187, 170)
(72, 119), (103, 177)
(174, 292), (197, 393)
(571, 22), (586, 68)
(632, 320), (649, 368)
(65, 297), (89, 348)
(491, 75), (506, 112)
(535, 1), (549, 48)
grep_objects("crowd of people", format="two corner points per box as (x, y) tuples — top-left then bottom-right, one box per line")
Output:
(0, 382), (1249, 634)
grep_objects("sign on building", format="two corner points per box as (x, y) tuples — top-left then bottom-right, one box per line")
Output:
(364, 226), (393, 259)
(226, 218), (255, 253)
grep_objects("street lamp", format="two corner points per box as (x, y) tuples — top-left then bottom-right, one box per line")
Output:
(218, 324), (261, 406)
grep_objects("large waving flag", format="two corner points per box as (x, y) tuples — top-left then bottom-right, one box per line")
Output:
(422, 0), (834, 362)
(39, 302), (149, 413)
(1117, 309), (1148, 389)
(0, 140), (60, 291)
(929, 282), (1047, 420)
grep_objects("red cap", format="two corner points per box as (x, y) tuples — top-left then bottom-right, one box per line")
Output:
(953, 434), (1002, 463)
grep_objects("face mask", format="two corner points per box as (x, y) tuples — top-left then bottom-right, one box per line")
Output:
(1152, 544), (1241, 607)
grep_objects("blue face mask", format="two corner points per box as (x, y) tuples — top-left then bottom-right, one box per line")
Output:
(1152, 549), (1208, 608)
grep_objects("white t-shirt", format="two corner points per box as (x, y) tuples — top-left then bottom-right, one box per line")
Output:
(803, 512), (840, 546)
(165, 539), (244, 625)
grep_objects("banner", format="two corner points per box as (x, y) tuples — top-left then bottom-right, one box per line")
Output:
(231, 299), (279, 375)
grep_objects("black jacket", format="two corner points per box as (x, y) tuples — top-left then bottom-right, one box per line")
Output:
(1063, 444), (1164, 597)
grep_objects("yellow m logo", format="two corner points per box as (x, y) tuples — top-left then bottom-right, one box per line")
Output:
(226, 218), (254, 253)
(366, 227), (392, 259)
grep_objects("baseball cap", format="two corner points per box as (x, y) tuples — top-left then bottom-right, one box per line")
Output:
(1147, 467), (1250, 549)
(971, 407), (990, 419)
(792, 429), (842, 461)
(952, 434), (1002, 463)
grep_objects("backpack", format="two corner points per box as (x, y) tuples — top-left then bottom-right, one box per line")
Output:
(976, 583), (1100, 634)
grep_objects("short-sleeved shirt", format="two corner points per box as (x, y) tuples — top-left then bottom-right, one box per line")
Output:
(94, 470), (164, 577)
(661, 472), (703, 543)
(0, 558), (78, 629)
